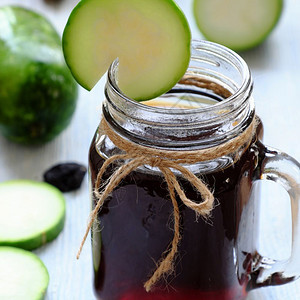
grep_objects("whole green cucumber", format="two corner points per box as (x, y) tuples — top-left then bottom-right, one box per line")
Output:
(0, 5), (78, 145)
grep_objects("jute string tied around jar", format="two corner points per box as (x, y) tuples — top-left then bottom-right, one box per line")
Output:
(77, 115), (258, 292)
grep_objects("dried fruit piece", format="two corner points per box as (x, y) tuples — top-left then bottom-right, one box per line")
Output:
(43, 162), (87, 192)
(44, 0), (63, 3)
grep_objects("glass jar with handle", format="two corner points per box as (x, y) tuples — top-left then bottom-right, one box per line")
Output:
(88, 40), (300, 300)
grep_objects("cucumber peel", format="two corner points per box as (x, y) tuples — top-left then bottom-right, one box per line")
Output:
(0, 180), (66, 250)
(63, 0), (191, 101)
(0, 6), (78, 145)
(193, 0), (283, 51)
(0, 246), (49, 300)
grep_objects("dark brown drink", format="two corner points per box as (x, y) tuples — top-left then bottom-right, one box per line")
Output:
(87, 39), (300, 300)
(89, 102), (263, 300)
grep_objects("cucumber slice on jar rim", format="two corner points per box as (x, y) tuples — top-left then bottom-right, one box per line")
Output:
(0, 180), (66, 250)
(62, 0), (191, 101)
(0, 246), (49, 300)
(193, 0), (283, 51)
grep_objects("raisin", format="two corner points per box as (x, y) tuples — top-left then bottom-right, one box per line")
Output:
(43, 162), (87, 192)
(43, 0), (63, 3)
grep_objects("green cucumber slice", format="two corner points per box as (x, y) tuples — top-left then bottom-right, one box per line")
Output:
(0, 180), (65, 250)
(193, 0), (283, 51)
(0, 246), (49, 300)
(63, 0), (191, 101)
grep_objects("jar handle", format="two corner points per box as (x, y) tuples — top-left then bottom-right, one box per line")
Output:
(237, 141), (300, 290)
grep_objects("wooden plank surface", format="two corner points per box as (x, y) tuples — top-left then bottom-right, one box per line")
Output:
(0, 0), (299, 299)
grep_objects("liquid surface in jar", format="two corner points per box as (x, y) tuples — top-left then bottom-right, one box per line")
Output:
(89, 96), (262, 300)
(142, 89), (220, 109)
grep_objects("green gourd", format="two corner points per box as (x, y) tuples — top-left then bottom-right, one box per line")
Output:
(0, 6), (78, 144)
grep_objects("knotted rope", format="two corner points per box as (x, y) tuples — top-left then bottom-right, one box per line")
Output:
(77, 115), (258, 292)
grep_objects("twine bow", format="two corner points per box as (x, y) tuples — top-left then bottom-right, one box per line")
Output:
(77, 116), (258, 292)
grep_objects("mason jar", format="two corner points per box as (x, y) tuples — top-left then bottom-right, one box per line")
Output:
(88, 40), (300, 300)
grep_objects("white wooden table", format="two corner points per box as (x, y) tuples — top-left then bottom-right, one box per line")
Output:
(0, 0), (299, 299)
